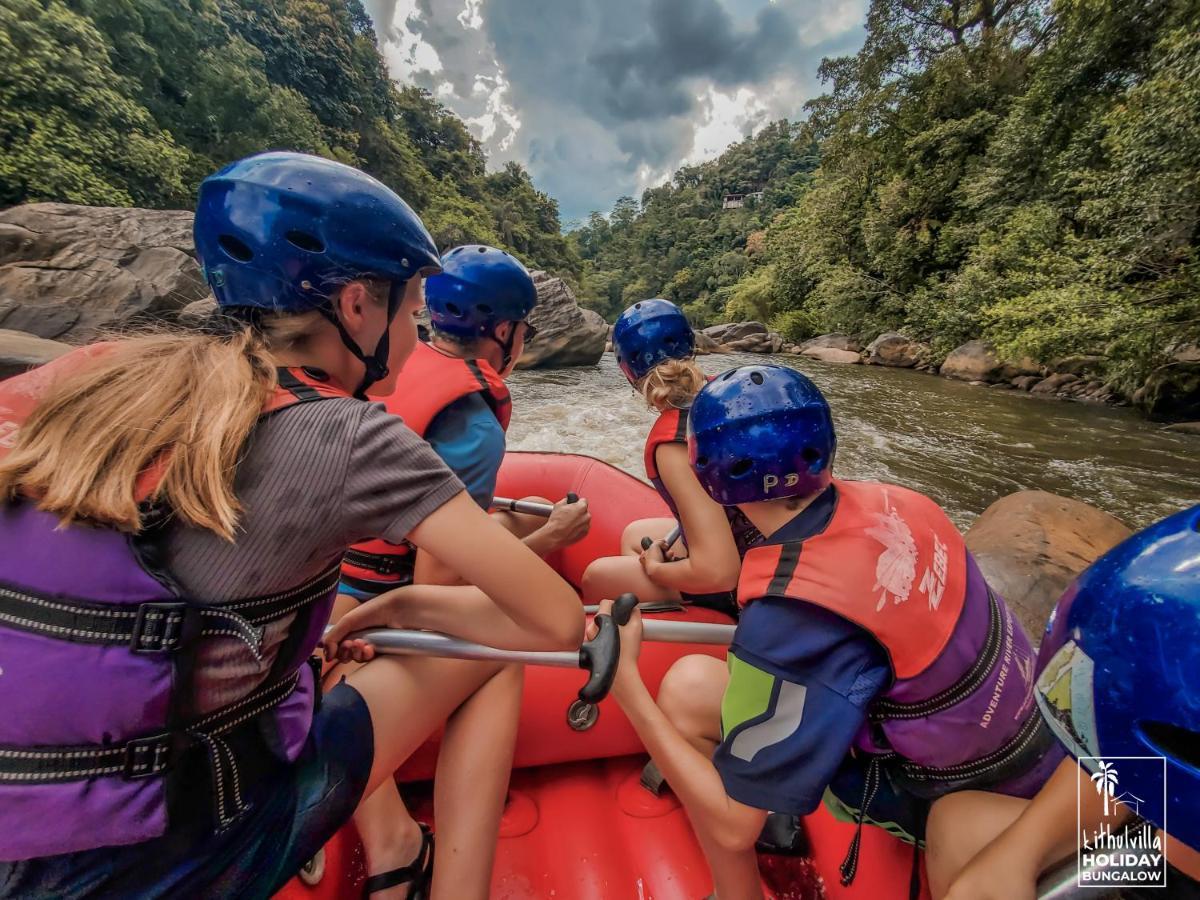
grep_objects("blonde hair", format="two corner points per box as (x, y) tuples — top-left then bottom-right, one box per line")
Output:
(0, 310), (328, 540)
(637, 358), (707, 411)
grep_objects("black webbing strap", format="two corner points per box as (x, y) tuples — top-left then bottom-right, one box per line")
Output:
(342, 547), (415, 579)
(870, 587), (1004, 722)
(0, 563), (340, 656)
(0, 669), (301, 785)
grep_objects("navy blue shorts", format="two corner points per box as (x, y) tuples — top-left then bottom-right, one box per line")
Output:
(0, 681), (375, 900)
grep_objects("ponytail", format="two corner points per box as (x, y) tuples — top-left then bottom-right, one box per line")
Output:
(637, 358), (707, 411)
(0, 311), (325, 540)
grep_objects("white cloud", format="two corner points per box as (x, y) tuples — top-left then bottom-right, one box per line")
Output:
(466, 72), (523, 152)
(683, 86), (770, 166)
(377, 1), (444, 80)
(457, 0), (484, 30)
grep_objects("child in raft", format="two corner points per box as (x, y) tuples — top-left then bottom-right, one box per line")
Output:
(597, 364), (1062, 900)
(581, 299), (759, 616)
(0, 152), (581, 900)
(932, 505), (1200, 900)
(338, 244), (590, 602)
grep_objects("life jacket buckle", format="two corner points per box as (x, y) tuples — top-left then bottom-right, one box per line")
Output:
(130, 601), (190, 654)
(122, 733), (174, 779)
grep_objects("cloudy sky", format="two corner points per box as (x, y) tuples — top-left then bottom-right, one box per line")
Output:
(362, 0), (868, 223)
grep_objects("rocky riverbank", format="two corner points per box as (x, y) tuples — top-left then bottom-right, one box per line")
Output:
(0, 203), (605, 372)
(648, 317), (1199, 428)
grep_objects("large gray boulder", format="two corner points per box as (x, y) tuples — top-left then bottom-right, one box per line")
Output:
(801, 346), (860, 365)
(940, 340), (1006, 382)
(0, 203), (209, 343)
(0, 329), (70, 379)
(865, 332), (928, 368)
(1136, 362), (1200, 421)
(693, 329), (722, 355)
(515, 272), (607, 369)
(799, 333), (862, 354)
(702, 321), (767, 344)
(964, 491), (1132, 645)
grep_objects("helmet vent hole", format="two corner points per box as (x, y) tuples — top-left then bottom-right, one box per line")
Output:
(695, 456), (709, 467)
(445, 302), (463, 317)
(750, 371), (764, 385)
(477, 303), (493, 315)
(477, 246), (487, 253)
(721, 370), (735, 381)
(802, 447), (822, 464)
(218, 235), (254, 262)
(730, 458), (753, 478)
(1138, 721), (1200, 769)
(286, 230), (324, 253)
(634, 303), (642, 309)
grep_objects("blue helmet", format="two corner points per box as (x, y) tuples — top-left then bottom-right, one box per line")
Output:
(1035, 505), (1200, 851)
(688, 365), (836, 506)
(194, 152), (441, 396)
(195, 152), (439, 312)
(425, 245), (537, 341)
(612, 299), (695, 385)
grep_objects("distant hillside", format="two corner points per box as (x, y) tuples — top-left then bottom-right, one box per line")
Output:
(569, 121), (819, 323)
(0, 0), (578, 276)
(573, 0), (1200, 396)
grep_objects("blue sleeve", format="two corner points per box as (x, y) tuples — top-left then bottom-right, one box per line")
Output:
(423, 393), (506, 510)
(714, 597), (891, 815)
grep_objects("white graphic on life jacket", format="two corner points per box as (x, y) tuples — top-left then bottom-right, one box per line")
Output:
(918, 531), (949, 611)
(866, 490), (918, 612)
(1013, 647), (1035, 719)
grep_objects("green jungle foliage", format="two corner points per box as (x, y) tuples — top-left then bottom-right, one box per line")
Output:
(0, 0), (578, 275)
(571, 0), (1200, 389)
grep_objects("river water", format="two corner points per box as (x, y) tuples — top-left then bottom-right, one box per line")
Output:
(506, 352), (1200, 531)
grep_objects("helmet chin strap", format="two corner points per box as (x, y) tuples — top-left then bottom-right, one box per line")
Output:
(486, 322), (520, 371)
(322, 280), (404, 399)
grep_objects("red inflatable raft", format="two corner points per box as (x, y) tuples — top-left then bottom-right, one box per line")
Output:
(276, 452), (930, 900)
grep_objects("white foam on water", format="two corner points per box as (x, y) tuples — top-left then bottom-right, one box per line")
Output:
(506, 353), (1200, 530)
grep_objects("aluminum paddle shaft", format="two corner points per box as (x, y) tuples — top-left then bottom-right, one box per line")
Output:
(348, 593), (639, 703)
(491, 493), (578, 517)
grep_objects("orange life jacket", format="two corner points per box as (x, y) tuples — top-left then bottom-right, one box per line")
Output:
(340, 341), (511, 595)
(737, 479), (966, 680)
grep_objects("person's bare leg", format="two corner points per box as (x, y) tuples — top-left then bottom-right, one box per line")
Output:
(656, 654), (727, 755)
(338, 655), (511, 899)
(580, 555), (682, 604)
(428, 664), (524, 899)
(620, 517), (677, 556)
(925, 790), (1029, 898)
(656, 655), (764, 898)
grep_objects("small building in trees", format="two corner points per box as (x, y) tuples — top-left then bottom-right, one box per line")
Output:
(722, 191), (764, 210)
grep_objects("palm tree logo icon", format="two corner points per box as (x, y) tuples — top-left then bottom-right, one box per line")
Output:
(1092, 760), (1119, 816)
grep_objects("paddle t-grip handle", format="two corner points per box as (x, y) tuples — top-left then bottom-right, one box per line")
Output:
(566, 492), (579, 504)
(576, 593), (639, 703)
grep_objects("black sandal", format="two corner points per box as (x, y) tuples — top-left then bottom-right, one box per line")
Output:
(363, 823), (434, 898)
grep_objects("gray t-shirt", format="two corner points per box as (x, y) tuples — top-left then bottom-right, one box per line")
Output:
(161, 397), (463, 713)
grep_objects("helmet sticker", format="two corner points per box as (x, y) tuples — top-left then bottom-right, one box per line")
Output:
(1035, 640), (1100, 760)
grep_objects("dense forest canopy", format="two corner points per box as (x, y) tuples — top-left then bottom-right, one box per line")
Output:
(0, 0), (579, 274)
(571, 0), (1200, 389)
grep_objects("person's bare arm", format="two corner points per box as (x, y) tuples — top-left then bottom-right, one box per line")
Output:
(641, 444), (741, 594)
(944, 757), (1131, 900)
(325, 492), (583, 655)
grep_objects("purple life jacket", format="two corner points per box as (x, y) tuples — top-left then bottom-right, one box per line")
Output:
(0, 361), (348, 861)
